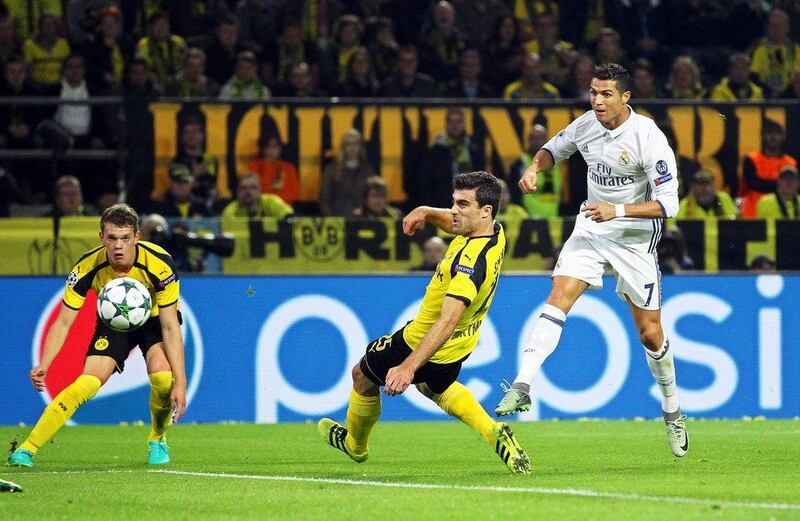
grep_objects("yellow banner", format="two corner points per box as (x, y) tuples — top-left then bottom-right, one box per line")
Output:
(2, 217), (797, 275)
(148, 102), (799, 203)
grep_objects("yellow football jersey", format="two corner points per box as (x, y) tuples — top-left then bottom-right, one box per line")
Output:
(63, 241), (179, 316)
(403, 222), (506, 364)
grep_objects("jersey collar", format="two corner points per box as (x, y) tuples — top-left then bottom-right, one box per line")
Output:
(606, 105), (635, 139)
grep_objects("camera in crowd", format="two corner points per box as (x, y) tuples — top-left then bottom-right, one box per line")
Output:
(142, 214), (234, 273)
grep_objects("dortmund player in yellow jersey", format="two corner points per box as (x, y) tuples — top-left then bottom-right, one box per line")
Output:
(318, 171), (531, 474)
(8, 204), (187, 468)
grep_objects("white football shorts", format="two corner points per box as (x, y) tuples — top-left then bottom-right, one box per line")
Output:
(552, 228), (662, 310)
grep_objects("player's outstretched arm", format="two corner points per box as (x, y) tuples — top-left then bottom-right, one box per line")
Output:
(402, 206), (454, 235)
(384, 296), (466, 396)
(158, 304), (187, 421)
(31, 303), (79, 391)
(519, 149), (555, 194)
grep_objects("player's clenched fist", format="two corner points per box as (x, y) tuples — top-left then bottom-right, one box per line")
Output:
(518, 166), (539, 193)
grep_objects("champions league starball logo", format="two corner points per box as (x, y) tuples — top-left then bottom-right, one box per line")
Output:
(31, 290), (204, 424)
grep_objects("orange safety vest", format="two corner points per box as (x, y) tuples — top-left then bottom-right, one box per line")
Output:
(740, 151), (797, 217)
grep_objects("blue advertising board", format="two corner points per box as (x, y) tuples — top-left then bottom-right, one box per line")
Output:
(2, 274), (798, 425)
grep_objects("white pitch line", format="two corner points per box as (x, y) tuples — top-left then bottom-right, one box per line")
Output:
(26, 469), (800, 512)
(151, 469), (800, 512)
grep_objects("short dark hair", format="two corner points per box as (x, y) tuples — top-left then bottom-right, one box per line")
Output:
(593, 63), (630, 95)
(101, 203), (139, 234)
(453, 171), (501, 218)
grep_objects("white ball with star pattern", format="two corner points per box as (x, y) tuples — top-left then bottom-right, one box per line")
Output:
(97, 277), (153, 332)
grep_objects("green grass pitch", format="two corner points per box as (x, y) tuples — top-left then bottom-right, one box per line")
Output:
(1, 420), (798, 520)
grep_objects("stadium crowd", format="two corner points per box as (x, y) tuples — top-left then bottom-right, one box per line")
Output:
(0, 0), (798, 272)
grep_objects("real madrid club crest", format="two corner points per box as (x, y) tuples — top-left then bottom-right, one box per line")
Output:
(94, 337), (109, 351)
(619, 150), (630, 167)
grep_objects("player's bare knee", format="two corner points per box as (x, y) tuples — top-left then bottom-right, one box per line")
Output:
(545, 291), (572, 314)
(639, 322), (663, 350)
(351, 361), (379, 396)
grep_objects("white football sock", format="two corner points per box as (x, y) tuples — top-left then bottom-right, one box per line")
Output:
(514, 304), (566, 386)
(644, 338), (680, 414)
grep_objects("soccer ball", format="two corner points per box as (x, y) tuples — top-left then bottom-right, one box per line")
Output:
(97, 277), (153, 332)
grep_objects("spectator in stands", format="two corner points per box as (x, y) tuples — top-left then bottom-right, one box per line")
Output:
(782, 69), (800, 98)
(364, 16), (399, 82)
(264, 22), (318, 94)
(482, 13), (523, 94)
(657, 227), (695, 274)
(118, 57), (159, 212)
(418, 1), (467, 90)
(562, 54), (594, 100)
(496, 178), (528, 220)
(148, 165), (208, 218)
(630, 58), (661, 99)
(750, 254), (777, 271)
(740, 119), (798, 217)
(526, 12), (575, 90)
(318, 14), (363, 93)
(44, 175), (96, 217)
(710, 53), (764, 101)
(235, 0), (282, 55)
(164, 47), (220, 97)
(676, 170), (738, 220)
(23, 11), (70, 90)
(444, 49), (494, 99)
(278, 61), (323, 97)
(221, 171), (293, 219)
(169, 117), (222, 216)
(757, 165), (800, 219)
(204, 14), (245, 87)
(508, 123), (562, 218)
(135, 10), (186, 89)
(418, 107), (484, 209)
(52, 54), (107, 149)
(0, 15), (21, 63)
(80, 6), (123, 94)
(451, 0), (505, 48)
(7, 0), (62, 40)
(664, 56), (707, 100)
(0, 55), (44, 149)
(352, 175), (402, 219)
(335, 46), (380, 97)
(503, 52), (560, 100)
(380, 45), (436, 98)
(64, 0), (104, 45)
(410, 236), (447, 272)
(219, 50), (270, 100)
(247, 135), (301, 207)
(320, 128), (375, 216)
(751, 8), (800, 98)
(593, 27), (627, 72)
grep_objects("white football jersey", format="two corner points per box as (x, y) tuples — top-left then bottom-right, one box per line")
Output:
(543, 106), (679, 246)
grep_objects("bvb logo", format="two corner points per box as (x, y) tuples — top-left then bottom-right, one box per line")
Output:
(94, 337), (109, 351)
(294, 218), (344, 262)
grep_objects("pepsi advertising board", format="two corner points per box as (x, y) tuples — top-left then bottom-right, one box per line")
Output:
(2, 275), (798, 425)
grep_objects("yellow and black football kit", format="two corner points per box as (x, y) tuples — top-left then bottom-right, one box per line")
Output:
(63, 241), (180, 372)
(361, 222), (506, 393)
